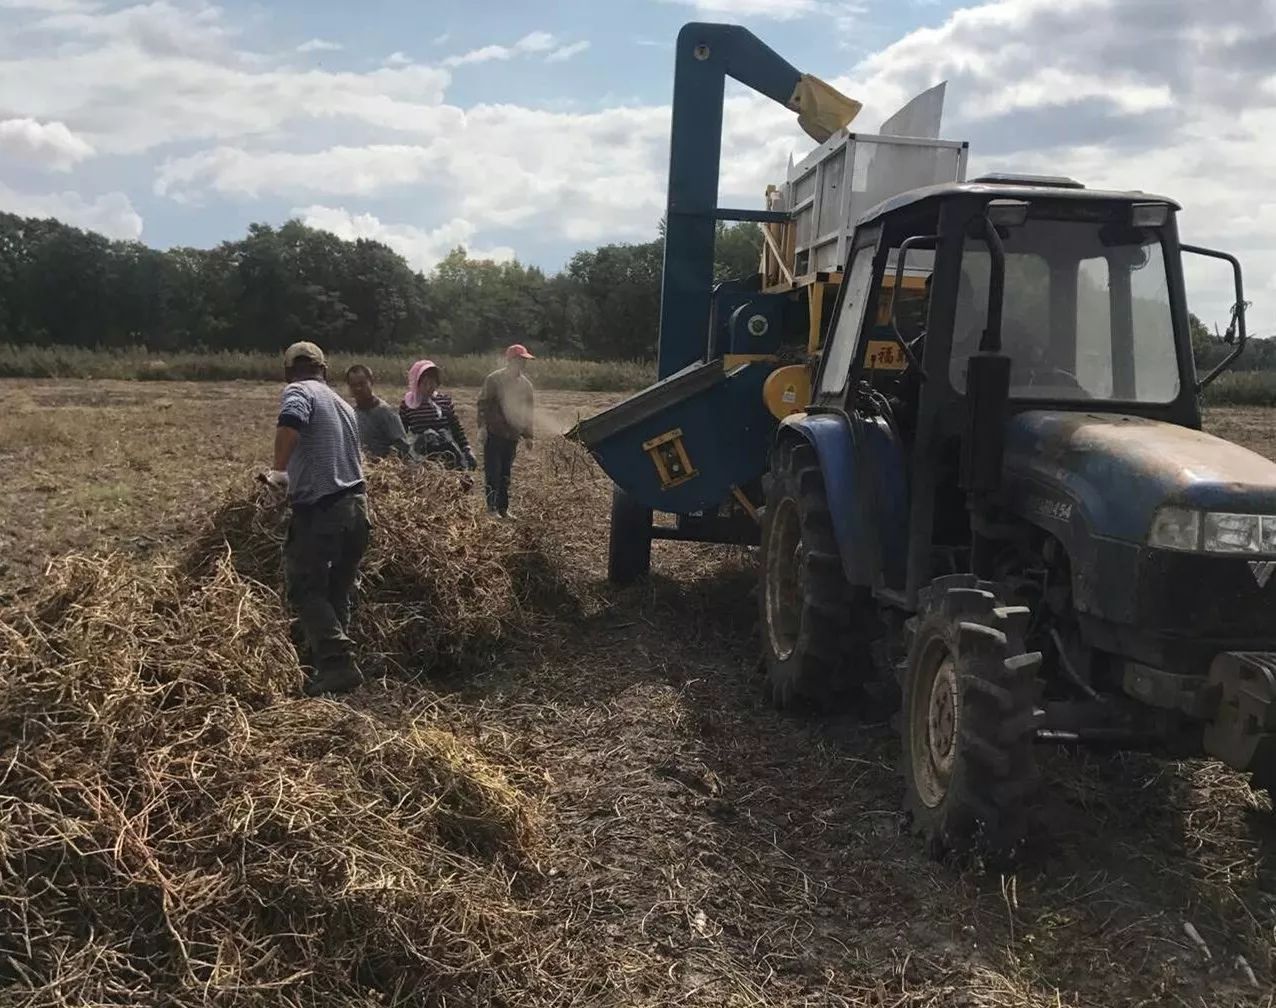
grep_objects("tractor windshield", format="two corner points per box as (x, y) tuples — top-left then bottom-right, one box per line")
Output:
(950, 218), (1180, 403)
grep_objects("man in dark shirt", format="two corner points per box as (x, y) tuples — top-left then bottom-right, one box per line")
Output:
(346, 364), (410, 460)
(265, 341), (369, 697)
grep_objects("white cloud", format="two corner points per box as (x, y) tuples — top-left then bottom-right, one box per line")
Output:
(383, 51), (411, 66)
(155, 143), (449, 201)
(0, 2), (453, 154)
(297, 38), (341, 53)
(0, 0), (96, 10)
(431, 32), (449, 46)
(0, 183), (142, 239)
(443, 31), (559, 68)
(0, 117), (94, 170)
(655, 0), (824, 20)
(32, 0), (240, 59)
(546, 40), (590, 64)
(296, 205), (514, 271)
(158, 103), (671, 242)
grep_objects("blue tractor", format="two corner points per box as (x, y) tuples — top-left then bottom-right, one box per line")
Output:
(572, 24), (1275, 858)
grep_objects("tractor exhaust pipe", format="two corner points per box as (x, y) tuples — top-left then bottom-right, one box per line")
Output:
(962, 202), (1027, 577)
(961, 212), (1021, 495)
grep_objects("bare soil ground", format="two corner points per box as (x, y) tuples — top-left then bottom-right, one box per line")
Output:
(3, 380), (1275, 1006)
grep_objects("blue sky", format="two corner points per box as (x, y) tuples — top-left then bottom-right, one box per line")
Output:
(0, 0), (1272, 331)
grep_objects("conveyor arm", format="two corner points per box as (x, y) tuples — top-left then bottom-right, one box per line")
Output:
(658, 23), (860, 378)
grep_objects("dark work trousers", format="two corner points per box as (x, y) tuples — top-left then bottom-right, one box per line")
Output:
(284, 490), (370, 674)
(483, 434), (518, 515)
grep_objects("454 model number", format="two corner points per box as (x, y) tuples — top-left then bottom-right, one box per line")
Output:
(1026, 494), (1074, 522)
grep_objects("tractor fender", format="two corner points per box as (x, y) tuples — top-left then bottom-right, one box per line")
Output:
(774, 411), (908, 588)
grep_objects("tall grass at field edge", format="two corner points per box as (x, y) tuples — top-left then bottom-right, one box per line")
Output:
(0, 344), (653, 392)
(1203, 370), (1276, 407)
(2, 343), (1274, 406)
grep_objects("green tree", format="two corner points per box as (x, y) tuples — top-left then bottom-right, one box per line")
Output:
(3, 205), (1259, 373)
(1189, 312), (1212, 357)
(714, 221), (762, 281)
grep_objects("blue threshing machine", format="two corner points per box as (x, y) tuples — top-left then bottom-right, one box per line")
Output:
(568, 22), (966, 582)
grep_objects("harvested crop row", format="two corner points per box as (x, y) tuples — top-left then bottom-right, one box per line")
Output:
(182, 461), (575, 680)
(0, 474), (557, 1005)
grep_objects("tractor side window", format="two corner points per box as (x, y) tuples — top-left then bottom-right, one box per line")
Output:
(818, 243), (875, 396)
(1129, 241), (1179, 401)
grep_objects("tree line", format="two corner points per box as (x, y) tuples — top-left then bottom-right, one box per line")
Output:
(0, 208), (1268, 370)
(0, 212), (762, 361)
(1190, 312), (1276, 371)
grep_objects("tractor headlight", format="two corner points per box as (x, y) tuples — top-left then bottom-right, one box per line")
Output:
(1203, 512), (1263, 553)
(1148, 506), (1201, 551)
(1148, 507), (1276, 554)
(1264, 517), (1276, 553)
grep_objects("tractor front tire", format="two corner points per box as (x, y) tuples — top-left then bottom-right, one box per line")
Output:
(759, 440), (874, 710)
(901, 576), (1041, 861)
(607, 486), (652, 585)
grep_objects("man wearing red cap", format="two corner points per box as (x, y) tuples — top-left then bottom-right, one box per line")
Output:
(477, 344), (535, 518)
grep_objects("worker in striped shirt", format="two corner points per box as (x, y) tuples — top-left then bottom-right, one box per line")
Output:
(399, 359), (477, 471)
(263, 341), (368, 697)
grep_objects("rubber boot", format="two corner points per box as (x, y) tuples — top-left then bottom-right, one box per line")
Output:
(303, 657), (362, 697)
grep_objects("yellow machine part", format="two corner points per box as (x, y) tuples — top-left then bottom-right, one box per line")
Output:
(789, 270), (930, 356)
(787, 75), (862, 144)
(763, 364), (813, 420)
(754, 270), (929, 417)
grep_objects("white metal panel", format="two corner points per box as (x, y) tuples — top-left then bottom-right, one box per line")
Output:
(777, 84), (968, 274)
(879, 82), (946, 139)
(785, 132), (967, 273)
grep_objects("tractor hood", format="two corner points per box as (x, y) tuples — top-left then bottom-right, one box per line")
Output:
(1004, 411), (1276, 543)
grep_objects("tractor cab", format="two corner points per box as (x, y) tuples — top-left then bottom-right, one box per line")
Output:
(799, 175), (1248, 600)
(820, 176), (1199, 421)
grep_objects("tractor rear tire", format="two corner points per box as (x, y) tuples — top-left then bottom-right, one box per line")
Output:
(901, 575), (1041, 861)
(607, 486), (652, 585)
(759, 440), (874, 710)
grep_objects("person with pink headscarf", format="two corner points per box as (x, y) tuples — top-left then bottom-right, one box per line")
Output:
(398, 359), (476, 471)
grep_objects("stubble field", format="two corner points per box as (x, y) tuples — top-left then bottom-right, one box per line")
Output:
(2, 377), (1275, 1007)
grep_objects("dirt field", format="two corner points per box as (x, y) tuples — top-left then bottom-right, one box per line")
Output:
(3, 378), (1276, 1006)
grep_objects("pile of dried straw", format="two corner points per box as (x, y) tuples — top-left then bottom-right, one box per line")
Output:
(0, 463), (567, 1006)
(183, 461), (562, 678)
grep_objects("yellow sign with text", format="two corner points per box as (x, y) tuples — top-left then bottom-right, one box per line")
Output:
(865, 339), (908, 371)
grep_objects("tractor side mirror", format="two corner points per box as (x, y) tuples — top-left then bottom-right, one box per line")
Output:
(1183, 244), (1248, 391)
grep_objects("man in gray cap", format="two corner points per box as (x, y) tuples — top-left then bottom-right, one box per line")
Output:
(264, 341), (369, 696)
